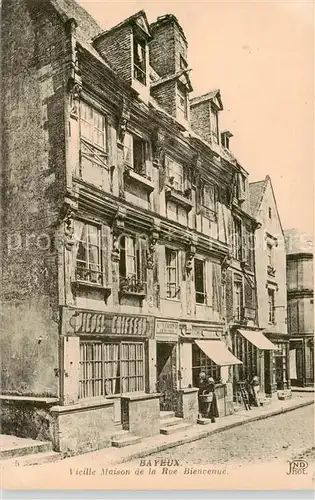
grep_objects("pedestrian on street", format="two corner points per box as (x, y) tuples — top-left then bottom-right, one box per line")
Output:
(198, 371), (207, 418)
(250, 375), (260, 406)
(206, 377), (219, 423)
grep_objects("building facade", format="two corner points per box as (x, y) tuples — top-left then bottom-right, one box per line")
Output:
(1, 0), (286, 453)
(248, 176), (290, 397)
(285, 230), (314, 387)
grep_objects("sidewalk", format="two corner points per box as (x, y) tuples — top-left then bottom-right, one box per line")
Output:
(42, 392), (315, 468)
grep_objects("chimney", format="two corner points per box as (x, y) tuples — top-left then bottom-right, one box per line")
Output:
(221, 130), (233, 149)
(190, 90), (223, 145)
(149, 15), (192, 123)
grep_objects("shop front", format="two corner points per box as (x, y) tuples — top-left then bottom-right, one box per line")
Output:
(180, 324), (242, 417)
(51, 307), (159, 453)
(155, 319), (179, 412)
(232, 328), (278, 398)
(289, 336), (313, 387)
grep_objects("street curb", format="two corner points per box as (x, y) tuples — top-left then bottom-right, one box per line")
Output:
(113, 399), (314, 465)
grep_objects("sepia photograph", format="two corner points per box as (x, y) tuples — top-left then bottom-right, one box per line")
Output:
(0, 0), (314, 492)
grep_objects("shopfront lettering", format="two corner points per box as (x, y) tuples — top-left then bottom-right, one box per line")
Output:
(156, 320), (179, 335)
(68, 309), (151, 337)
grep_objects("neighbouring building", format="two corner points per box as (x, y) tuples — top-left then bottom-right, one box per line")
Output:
(248, 176), (290, 397)
(285, 229), (314, 387)
(1, 0), (283, 454)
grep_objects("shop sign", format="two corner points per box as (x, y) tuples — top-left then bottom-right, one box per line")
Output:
(155, 320), (179, 335)
(64, 308), (154, 338)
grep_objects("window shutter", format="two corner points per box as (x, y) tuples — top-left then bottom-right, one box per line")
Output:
(212, 262), (222, 314)
(145, 141), (152, 180)
(225, 270), (233, 321)
(196, 176), (202, 215)
(244, 279), (254, 310)
(101, 225), (111, 285)
(139, 238), (147, 284)
(159, 245), (166, 298)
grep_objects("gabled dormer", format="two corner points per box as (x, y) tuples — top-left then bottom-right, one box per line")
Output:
(149, 14), (193, 124)
(189, 90), (223, 145)
(92, 11), (152, 99)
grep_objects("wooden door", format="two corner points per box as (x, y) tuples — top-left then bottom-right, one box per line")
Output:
(156, 342), (175, 411)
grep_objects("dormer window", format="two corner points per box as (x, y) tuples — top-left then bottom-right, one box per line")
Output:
(177, 82), (188, 120)
(180, 55), (188, 70)
(133, 36), (146, 85)
(211, 106), (219, 144)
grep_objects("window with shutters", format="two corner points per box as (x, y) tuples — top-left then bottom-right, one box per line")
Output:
(233, 218), (243, 261)
(177, 82), (188, 120)
(195, 258), (207, 304)
(201, 183), (216, 219)
(74, 221), (103, 285)
(165, 248), (180, 299)
(123, 133), (147, 177)
(80, 102), (108, 180)
(79, 341), (145, 398)
(119, 236), (146, 296)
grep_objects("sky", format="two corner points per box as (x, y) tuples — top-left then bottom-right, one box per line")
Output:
(78, 0), (314, 235)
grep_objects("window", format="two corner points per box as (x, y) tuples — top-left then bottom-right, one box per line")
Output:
(74, 221), (102, 284)
(177, 83), (188, 119)
(119, 236), (145, 294)
(79, 341), (145, 398)
(234, 279), (243, 320)
(80, 102), (108, 171)
(268, 207), (272, 219)
(268, 289), (275, 324)
(165, 248), (179, 299)
(211, 106), (219, 144)
(192, 344), (220, 385)
(123, 133), (147, 176)
(233, 218), (243, 260)
(202, 183), (215, 213)
(166, 157), (184, 192)
(133, 36), (146, 85)
(180, 55), (188, 70)
(195, 258), (206, 304)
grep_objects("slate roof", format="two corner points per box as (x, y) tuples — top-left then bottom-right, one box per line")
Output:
(49, 0), (103, 42)
(249, 178), (268, 217)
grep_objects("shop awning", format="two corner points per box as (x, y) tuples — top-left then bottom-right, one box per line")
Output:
(195, 340), (243, 366)
(237, 329), (277, 351)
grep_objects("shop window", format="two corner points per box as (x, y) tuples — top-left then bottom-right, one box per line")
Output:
(232, 218), (243, 261)
(74, 221), (102, 284)
(123, 133), (147, 177)
(119, 236), (145, 294)
(234, 334), (258, 382)
(211, 106), (219, 144)
(177, 82), (188, 120)
(268, 288), (275, 324)
(274, 344), (288, 390)
(165, 248), (180, 299)
(192, 343), (220, 385)
(80, 102), (108, 174)
(133, 36), (146, 85)
(79, 341), (145, 398)
(166, 157), (184, 192)
(194, 258), (206, 304)
(234, 278), (243, 320)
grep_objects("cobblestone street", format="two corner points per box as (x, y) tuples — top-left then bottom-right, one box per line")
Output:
(127, 405), (314, 467)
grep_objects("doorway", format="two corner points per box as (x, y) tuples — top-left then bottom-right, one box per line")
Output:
(156, 342), (176, 411)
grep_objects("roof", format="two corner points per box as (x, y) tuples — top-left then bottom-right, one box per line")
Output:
(249, 178), (268, 217)
(284, 229), (313, 255)
(49, 0), (103, 42)
(190, 89), (223, 110)
(93, 10), (152, 42)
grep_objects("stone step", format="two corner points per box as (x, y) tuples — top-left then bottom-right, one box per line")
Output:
(159, 411), (175, 421)
(0, 436), (53, 460)
(0, 450), (61, 469)
(197, 417), (211, 425)
(111, 433), (142, 448)
(160, 421), (193, 435)
(111, 429), (130, 440)
(160, 416), (183, 428)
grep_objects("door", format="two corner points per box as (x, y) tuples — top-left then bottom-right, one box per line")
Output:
(156, 342), (175, 411)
